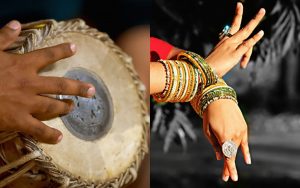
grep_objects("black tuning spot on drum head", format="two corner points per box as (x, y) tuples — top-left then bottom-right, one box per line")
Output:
(59, 68), (114, 141)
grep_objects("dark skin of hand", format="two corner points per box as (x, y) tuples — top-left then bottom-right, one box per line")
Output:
(0, 20), (96, 144)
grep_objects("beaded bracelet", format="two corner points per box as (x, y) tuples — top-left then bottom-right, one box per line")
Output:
(177, 51), (218, 90)
(199, 86), (237, 117)
(190, 79), (238, 117)
(153, 60), (201, 103)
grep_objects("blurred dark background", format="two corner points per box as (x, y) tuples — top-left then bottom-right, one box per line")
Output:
(151, 0), (300, 187)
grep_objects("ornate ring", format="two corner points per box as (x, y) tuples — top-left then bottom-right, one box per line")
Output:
(219, 25), (232, 40)
(222, 140), (237, 158)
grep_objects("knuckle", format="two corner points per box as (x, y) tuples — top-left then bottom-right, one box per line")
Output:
(79, 85), (88, 96)
(241, 140), (248, 147)
(205, 130), (211, 137)
(231, 22), (238, 29)
(241, 128), (247, 135)
(45, 49), (56, 61)
(55, 79), (67, 94)
(242, 42), (250, 49)
(242, 26), (251, 34)
(234, 132), (241, 139)
(44, 102), (56, 114)
(17, 78), (31, 89)
(63, 102), (72, 114)
(223, 39), (231, 46)
(33, 126), (46, 137)
(0, 29), (15, 41)
(62, 43), (72, 54)
(230, 166), (237, 173)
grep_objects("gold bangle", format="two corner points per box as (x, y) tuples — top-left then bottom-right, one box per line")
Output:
(182, 63), (195, 102)
(174, 60), (186, 101)
(166, 60), (179, 102)
(153, 60), (174, 102)
(179, 60), (190, 101)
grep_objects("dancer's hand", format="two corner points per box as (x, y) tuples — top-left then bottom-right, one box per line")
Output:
(206, 3), (266, 77)
(202, 99), (250, 182)
(0, 20), (95, 144)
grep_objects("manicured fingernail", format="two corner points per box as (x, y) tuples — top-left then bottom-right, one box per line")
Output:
(259, 8), (265, 14)
(87, 87), (96, 97)
(216, 152), (222, 160)
(246, 154), (252, 165)
(258, 30), (264, 36)
(70, 43), (76, 53)
(57, 135), (63, 143)
(223, 175), (229, 182)
(232, 174), (238, 181)
(7, 20), (20, 30)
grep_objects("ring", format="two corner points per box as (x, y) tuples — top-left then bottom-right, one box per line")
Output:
(219, 25), (232, 40)
(222, 140), (237, 158)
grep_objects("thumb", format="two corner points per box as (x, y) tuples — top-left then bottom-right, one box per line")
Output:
(0, 20), (21, 50)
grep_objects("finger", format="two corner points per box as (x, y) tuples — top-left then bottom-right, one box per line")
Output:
(203, 112), (222, 160)
(236, 30), (264, 55)
(230, 2), (243, 34)
(0, 20), (21, 50)
(225, 155), (238, 182)
(241, 133), (251, 165)
(31, 96), (74, 120)
(232, 8), (265, 42)
(36, 76), (95, 98)
(222, 162), (230, 182)
(17, 115), (62, 144)
(218, 137), (240, 182)
(23, 43), (76, 71)
(240, 47), (253, 68)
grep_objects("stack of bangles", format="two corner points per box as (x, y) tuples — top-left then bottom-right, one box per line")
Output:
(153, 51), (238, 117)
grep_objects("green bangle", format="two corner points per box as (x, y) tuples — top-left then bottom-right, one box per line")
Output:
(199, 86), (237, 117)
(177, 51), (218, 90)
(185, 51), (218, 87)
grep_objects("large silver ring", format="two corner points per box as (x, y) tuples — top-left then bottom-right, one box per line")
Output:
(219, 25), (232, 40)
(222, 140), (237, 158)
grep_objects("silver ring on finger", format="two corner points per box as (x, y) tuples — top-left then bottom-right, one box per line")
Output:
(219, 25), (232, 40)
(222, 140), (237, 158)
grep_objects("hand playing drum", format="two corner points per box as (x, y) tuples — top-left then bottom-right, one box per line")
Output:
(0, 20), (96, 144)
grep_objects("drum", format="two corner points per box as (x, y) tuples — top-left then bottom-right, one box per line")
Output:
(0, 19), (149, 187)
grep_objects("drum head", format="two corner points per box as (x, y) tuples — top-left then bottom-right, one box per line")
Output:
(12, 19), (148, 186)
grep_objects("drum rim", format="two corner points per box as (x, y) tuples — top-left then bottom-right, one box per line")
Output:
(11, 19), (149, 187)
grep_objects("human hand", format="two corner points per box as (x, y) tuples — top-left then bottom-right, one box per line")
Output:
(206, 2), (266, 77)
(0, 20), (95, 144)
(202, 99), (250, 182)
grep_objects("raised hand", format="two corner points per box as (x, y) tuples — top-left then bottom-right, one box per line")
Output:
(206, 2), (266, 77)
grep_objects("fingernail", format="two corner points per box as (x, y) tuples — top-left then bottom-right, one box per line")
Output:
(7, 20), (20, 30)
(237, 2), (242, 8)
(70, 43), (76, 53)
(216, 152), (222, 160)
(259, 30), (264, 36)
(223, 175), (229, 182)
(246, 154), (252, 165)
(87, 87), (96, 97)
(57, 135), (63, 143)
(259, 8), (265, 14)
(232, 174), (238, 181)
